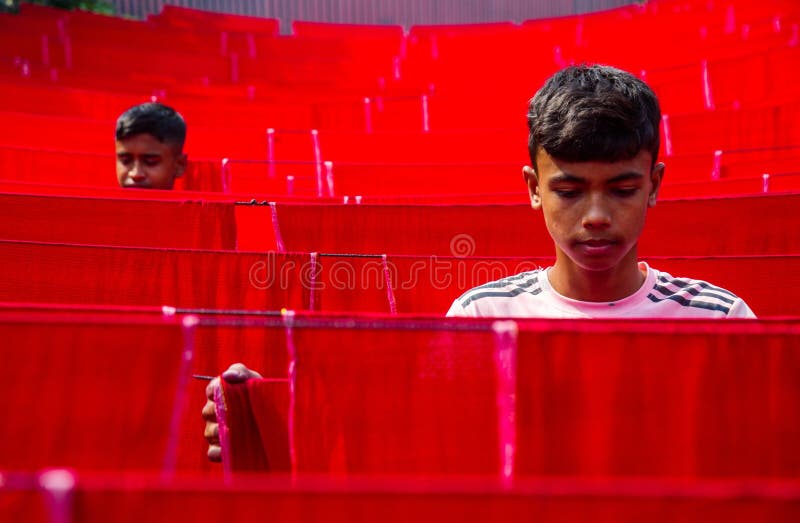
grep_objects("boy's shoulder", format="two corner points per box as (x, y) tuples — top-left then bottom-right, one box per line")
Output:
(646, 268), (747, 316)
(448, 268), (548, 317)
(447, 264), (756, 319)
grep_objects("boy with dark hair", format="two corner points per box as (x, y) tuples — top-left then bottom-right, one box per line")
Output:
(447, 64), (755, 318)
(115, 102), (187, 189)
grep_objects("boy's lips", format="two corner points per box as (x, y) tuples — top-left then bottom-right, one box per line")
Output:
(580, 238), (616, 247)
(123, 180), (150, 188)
(575, 238), (618, 255)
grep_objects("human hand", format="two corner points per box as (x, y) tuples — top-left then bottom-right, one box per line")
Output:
(202, 363), (262, 462)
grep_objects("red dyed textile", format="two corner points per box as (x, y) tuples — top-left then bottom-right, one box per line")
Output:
(4, 473), (800, 523)
(0, 241), (307, 311)
(1, 192), (236, 249)
(214, 318), (800, 478)
(219, 321), (500, 475)
(273, 193), (800, 257)
(0, 312), (187, 471)
(0, 473), (800, 523)
(2, 240), (800, 317)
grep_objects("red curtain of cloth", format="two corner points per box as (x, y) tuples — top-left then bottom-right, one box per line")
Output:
(5, 473), (800, 523)
(0, 241), (308, 311)
(0, 193), (237, 250)
(0, 147), (117, 188)
(4, 239), (800, 317)
(179, 159), (225, 193)
(0, 313), (188, 471)
(515, 320), (800, 478)
(272, 194), (800, 257)
(667, 101), (800, 155)
(219, 322), (501, 476)
(214, 318), (800, 478)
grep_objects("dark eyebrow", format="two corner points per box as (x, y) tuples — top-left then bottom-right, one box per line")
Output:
(608, 172), (645, 183)
(548, 173), (585, 185)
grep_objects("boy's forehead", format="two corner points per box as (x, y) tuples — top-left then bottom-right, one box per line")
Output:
(535, 148), (653, 178)
(116, 133), (176, 154)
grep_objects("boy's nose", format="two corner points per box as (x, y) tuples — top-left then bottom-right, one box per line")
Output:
(128, 163), (147, 181)
(582, 198), (611, 229)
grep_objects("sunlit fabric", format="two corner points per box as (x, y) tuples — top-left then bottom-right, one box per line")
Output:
(0, 313), (187, 471)
(1, 239), (798, 316)
(272, 194), (800, 257)
(215, 319), (800, 478)
(3, 472), (800, 523)
(1, 192), (236, 249)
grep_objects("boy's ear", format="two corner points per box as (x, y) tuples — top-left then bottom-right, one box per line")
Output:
(174, 153), (188, 179)
(648, 162), (665, 207)
(522, 166), (542, 210)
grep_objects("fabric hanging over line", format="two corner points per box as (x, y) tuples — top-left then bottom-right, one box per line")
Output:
(215, 318), (800, 478)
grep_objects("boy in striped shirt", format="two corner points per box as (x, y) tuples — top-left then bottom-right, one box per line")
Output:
(448, 65), (754, 319)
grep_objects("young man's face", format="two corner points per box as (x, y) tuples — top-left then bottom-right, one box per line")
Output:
(524, 148), (664, 273)
(115, 133), (186, 189)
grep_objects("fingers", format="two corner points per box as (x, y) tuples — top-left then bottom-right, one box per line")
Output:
(205, 376), (220, 401)
(221, 362), (262, 383)
(204, 411), (221, 463)
(204, 421), (219, 441)
(201, 399), (217, 422)
(202, 363), (261, 464)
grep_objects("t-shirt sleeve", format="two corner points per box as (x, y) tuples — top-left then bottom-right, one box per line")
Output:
(446, 299), (469, 317)
(727, 298), (757, 318)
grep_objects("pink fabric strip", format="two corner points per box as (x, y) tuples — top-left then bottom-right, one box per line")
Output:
(213, 380), (233, 481)
(701, 59), (715, 110)
(308, 252), (319, 311)
(311, 130), (323, 197)
(269, 202), (285, 252)
(220, 158), (231, 194)
(382, 254), (398, 314)
(662, 114), (673, 157)
(711, 150), (723, 180)
(363, 97), (373, 133)
(492, 320), (518, 483)
(37, 469), (75, 523)
(266, 128), (276, 179)
(283, 310), (299, 475)
(162, 315), (198, 480)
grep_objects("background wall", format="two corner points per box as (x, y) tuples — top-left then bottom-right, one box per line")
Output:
(111, 0), (639, 27)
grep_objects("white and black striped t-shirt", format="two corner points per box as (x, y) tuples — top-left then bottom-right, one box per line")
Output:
(447, 262), (756, 319)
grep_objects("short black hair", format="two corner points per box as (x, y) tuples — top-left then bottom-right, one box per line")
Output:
(527, 64), (661, 167)
(115, 102), (186, 150)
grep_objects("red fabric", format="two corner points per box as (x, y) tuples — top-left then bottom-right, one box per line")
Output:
(219, 323), (500, 475)
(220, 380), (292, 473)
(274, 194), (800, 257)
(0, 241), (307, 310)
(0, 192), (237, 249)
(666, 101), (800, 156)
(659, 175), (800, 199)
(515, 320), (800, 478)
(0, 312), (186, 471)
(4, 473), (800, 523)
(207, 318), (800, 478)
(152, 5), (280, 34)
(3, 240), (799, 317)
(0, 146), (117, 188)
(179, 159), (225, 193)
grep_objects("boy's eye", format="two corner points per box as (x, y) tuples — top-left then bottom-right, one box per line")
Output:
(554, 188), (580, 198)
(144, 158), (161, 167)
(612, 186), (639, 197)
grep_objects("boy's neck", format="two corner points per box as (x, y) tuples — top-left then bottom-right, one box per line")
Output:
(548, 251), (646, 303)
